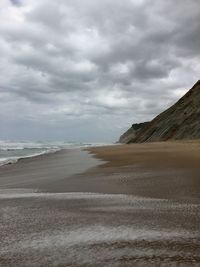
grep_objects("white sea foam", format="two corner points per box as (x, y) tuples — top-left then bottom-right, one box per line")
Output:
(0, 148), (58, 166)
(0, 140), (111, 151)
(0, 140), (112, 166)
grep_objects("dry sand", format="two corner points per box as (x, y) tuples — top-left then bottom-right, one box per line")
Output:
(86, 140), (200, 200)
(89, 140), (200, 169)
(0, 141), (200, 266)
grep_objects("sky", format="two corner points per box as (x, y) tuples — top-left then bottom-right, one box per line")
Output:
(0, 0), (200, 142)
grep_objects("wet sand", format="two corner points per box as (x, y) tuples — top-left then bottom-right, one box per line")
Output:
(0, 141), (200, 266)
(0, 149), (103, 192)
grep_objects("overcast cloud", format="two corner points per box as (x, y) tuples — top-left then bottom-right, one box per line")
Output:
(0, 0), (200, 142)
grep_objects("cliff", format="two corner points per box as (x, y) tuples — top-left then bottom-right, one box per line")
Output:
(119, 122), (149, 143)
(119, 80), (200, 143)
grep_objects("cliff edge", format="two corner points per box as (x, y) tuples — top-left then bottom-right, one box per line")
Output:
(119, 80), (200, 143)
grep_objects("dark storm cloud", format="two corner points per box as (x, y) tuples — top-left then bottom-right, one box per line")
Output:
(9, 0), (21, 6)
(0, 0), (200, 141)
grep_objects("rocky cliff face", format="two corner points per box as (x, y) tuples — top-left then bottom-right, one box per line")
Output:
(119, 80), (200, 143)
(119, 122), (149, 143)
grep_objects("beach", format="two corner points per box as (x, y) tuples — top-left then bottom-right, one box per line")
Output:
(0, 141), (200, 266)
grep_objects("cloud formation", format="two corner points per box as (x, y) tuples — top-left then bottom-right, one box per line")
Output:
(9, 0), (21, 6)
(0, 0), (200, 141)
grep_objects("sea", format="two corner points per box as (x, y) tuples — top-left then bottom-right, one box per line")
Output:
(0, 140), (109, 166)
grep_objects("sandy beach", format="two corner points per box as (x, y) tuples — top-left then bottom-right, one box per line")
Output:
(1, 141), (200, 266)
(87, 141), (200, 200)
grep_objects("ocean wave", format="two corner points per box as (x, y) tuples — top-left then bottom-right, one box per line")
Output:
(0, 141), (112, 151)
(0, 147), (61, 167)
(0, 149), (61, 166)
(0, 157), (18, 166)
(0, 141), (113, 167)
(0, 141), (60, 151)
(0, 143), (62, 166)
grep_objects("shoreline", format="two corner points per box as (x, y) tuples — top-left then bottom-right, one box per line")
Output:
(0, 148), (63, 167)
(0, 148), (104, 192)
(0, 140), (200, 200)
(0, 142), (113, 168)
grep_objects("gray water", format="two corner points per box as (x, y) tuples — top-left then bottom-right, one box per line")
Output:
(0, 140), (109, 166)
